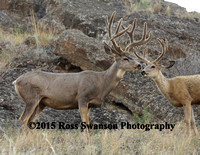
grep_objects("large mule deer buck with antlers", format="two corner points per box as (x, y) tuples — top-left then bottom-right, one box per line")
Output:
(13, 11), (152, 136)
(134, 38), (199, 136)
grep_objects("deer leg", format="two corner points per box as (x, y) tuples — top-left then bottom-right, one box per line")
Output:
(20, 104), (38, 131)
(191, 107), (199, 136)
(20, 103), (37, 124)
(87, 108), (90, 125)
(21, 99), (41, 130)
(78, 98), (89, 140)
(28, 103), (46, 123)
(184, 103), (192, 136)
(19, 106), (28, 123)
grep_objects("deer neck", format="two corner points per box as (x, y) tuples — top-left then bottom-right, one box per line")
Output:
(102, 61), (125, 96)
(153, 71), (170, 97)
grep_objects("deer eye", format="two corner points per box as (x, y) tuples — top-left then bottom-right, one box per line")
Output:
(151, 65), (155, 68)
(123, 58), (129, 61)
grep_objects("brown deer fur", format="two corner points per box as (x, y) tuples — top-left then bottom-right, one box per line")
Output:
(135, 39), (199, 136)
(13, 11), (152, 138)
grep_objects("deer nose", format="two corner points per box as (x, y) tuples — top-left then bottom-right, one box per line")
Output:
(137, 64), (141, 70)
(141, 71), (145, 75)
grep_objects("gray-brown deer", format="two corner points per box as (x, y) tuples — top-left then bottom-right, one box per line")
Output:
(134, 38), (199, 136)
(13, 11), (152, 137)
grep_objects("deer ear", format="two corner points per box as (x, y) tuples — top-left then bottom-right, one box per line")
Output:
(162, 60), (175, 69)
(103, 42), (121, 57)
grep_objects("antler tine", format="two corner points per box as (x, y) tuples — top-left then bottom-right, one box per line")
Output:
(152, 38), (168, 64)
(133, 48), (151, 64)
(142, 22), (147, 40)
(125, 22), (152, 52)
(115, 18), (123, 34)
(106, 11), (116, 38)
(106, 11), (131, 55)
(122, 18), (137, 43)
(111, 25), (132, 41)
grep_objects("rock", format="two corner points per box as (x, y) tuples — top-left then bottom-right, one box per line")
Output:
(0, 0), (9, 10)
(40, 0), (126, 37)
(54, 29), (111, 71)
(24, 36), (37, 46)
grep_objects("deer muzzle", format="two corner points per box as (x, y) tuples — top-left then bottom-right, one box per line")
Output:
(141, 70), (147, 76)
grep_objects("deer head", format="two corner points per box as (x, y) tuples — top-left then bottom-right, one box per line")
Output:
(133, 38), (175, 78)
(104, 11), (152, 71)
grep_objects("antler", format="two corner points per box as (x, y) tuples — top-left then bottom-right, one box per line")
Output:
(133, 38), (168, 64)
(105, 11), (131, 55)
(152, 38), (168, 64)
(121, 19), (152, 52)
(105, 11), (152, 56)
(121, 18), (137, 43)
(133, 48), (151, 64)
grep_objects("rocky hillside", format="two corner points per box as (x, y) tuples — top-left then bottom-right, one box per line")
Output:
(0, 0), (200, 128)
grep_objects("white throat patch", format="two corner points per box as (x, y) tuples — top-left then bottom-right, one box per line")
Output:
(117, 69), (125, 79)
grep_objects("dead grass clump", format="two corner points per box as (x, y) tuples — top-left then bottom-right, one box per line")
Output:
(165, 5), (171, 16)
(0, 10), (57, 68)
(153, 1), (162, 14)
(30, 10), (56, 47)
(0, 27), (28, 68)
(122, 0), (152, 16)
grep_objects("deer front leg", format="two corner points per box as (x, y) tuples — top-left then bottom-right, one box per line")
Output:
(191, 107), (199, 136)
(78, 98), (90, 140)
(184, 103), (192, 136)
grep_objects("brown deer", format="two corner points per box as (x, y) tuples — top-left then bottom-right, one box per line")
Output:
(13, 11), (152, 136)
(134, 38), (199, 136)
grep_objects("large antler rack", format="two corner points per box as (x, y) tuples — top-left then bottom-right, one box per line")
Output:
(105, 11), (131, 56)
(105, 11), (152, 56)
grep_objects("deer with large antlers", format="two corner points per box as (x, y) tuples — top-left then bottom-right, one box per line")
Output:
(13, 11), (152, 138)
(134, 39), (199, 136)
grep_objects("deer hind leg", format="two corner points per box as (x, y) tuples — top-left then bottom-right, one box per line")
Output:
(28, 102), (46, 123)
(19, 106), (28, 123)
(87, 108), (90, 125)
(20, 98), (42, 131)
(191, 107), (199, 136)
(184, 103), (192, 136)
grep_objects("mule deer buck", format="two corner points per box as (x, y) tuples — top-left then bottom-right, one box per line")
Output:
(13, 11), (152, 137)
(134, 38), (199, 136)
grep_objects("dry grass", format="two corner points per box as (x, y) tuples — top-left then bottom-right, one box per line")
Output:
(0, 122), (199, 154)
(122, 0), (200, 20)
(165, 6), (171, 16)
(153, 1), (162, 14)
(0, 27), (28, 68)
(30, 10), (55, 47)
(0, 11), (56, 68)
(122, 0), (152, 16)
